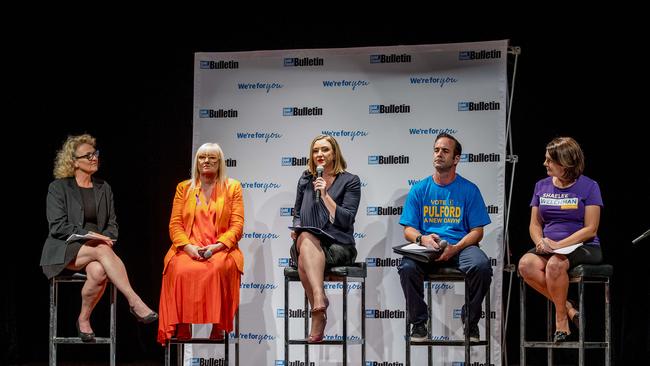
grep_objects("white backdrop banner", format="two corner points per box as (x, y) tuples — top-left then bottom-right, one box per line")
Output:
(190, 40), (507, 366)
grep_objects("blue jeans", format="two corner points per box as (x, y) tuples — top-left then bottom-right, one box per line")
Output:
(398, 245), (492, 327)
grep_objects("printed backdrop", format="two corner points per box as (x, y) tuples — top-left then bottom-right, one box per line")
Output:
(189, 40), (507, 365)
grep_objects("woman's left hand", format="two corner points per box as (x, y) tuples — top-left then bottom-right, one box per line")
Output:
(205, 243), (225, 253)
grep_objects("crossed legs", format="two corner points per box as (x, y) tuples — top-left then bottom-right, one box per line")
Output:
(518, 253), (577, 334)
(69, 242), (155, 333)
(295, 232), (328, 339)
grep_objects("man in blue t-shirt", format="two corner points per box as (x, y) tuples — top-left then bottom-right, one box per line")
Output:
(399, 133), (492, 342)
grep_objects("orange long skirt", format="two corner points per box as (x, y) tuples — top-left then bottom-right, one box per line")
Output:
(157, 250), (240, 345)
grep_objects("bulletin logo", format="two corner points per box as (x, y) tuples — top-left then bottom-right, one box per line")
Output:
(199, 109), (239, 118)
(225, 158), (237, 167)
(276, 360), (315, 366)
(368, 155), (410, 165)
(278, 258), (295, 267)
(191, 357), (226, 366)
(458, 49), (502, 60)
(280, 207), (294, 217)
(199, 60), (239, 69)
(486, 205), (499, 214)
(366, 362), (404, 366)
(370, 54), (412, 63)
(284, 57), (324, 67)
(365, 308), (406, 319)
(366, 257), (401, 268)
(369, 104), (411, 114)
(366, 206), (403, 215)
(283, 106), (323, 116)
(282, 157), (308, 166)
(457, 101), (500, 111)
(459, 153), (500, 163)
(277, 308), (310, 318)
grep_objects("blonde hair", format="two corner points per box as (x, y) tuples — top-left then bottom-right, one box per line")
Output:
(546, 137), (585, 181)
(53, 134), (96, 179)
(190, 143), (228, 189)
(307, 134), (347, 176)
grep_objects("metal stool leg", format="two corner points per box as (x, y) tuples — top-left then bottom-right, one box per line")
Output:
(546, 297), (553, 366)
(109, 283), (116, 366)
(361, 276), (366, 366)
(49, 278), (57, 366)
(520, 278), (526, 366)
(605, 279), (611, 366)
(304, 290), (309, 366)
(578, 279), (585, 366)
(427, 281), (432, 366)
(485, 284), (491, 366)
(343, 276), (348, 365)
(284, 276), (289, 365)
(464, 278), (470, 366)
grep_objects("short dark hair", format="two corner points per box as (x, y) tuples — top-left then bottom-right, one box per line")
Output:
(546, 137), (584, 181)
(434, 132), (462, 157)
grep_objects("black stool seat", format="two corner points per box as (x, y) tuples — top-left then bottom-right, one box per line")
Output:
(569, 264), (613, 278)
(423, 267), (465, 279)
(284, 262), (368, 279)
(284, 262), (366, 365)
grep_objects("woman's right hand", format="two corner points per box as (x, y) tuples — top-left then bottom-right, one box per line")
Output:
(183, 244), (203, 260)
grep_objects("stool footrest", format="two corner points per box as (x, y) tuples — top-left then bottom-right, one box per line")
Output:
(52, 337), (113, 344)
(410, 340), (488, 346)
(523, 341), (609, 349)
(287, 339), (364, 345)
(167, 337), (238, 345)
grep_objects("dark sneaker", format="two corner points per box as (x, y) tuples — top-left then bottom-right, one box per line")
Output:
(410, 323), (428, 342)
(464, 324), (480, 342)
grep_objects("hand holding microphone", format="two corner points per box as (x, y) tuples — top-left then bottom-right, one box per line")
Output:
(315, 165), (325, 200)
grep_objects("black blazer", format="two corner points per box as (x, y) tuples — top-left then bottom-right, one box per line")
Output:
(292, 170), (361, 245)
(40, 177), (118, 270)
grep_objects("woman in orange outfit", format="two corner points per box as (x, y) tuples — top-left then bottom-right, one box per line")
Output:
(157, 142), (244, 345)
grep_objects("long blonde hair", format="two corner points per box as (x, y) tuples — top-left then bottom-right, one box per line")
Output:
(190, 143), (228, 189)
(53, 134), (96, 179)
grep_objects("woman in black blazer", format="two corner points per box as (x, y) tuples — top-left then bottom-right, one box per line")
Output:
(41, 134), (157, 342)
(290, 134), (361, 343)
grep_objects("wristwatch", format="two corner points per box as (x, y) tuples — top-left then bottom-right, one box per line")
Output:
(415, 234), (423, 244)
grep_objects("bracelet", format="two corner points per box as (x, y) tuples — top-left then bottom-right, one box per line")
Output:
(415, 234), (423, 244)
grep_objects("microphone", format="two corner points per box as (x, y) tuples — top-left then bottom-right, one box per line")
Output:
(315, 165), (324, 200)
(436, 239), (448, 252)
(198, 248), (213, 259)
(632, 229), (650, 245)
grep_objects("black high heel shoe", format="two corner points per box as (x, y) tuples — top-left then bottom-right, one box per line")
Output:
(553, 330), (570, 342)
(76, 320), (95, 342)
(130, 307), (159, 324)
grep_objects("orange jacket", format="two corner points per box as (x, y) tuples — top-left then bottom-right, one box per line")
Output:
(163, 178), (244, 274)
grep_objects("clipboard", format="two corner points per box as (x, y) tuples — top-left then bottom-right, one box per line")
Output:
(288, 226), (335, 241)
(392, 242), (444, 263)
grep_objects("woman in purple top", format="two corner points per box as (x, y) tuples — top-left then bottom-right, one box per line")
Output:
(518, 137), (603, 342)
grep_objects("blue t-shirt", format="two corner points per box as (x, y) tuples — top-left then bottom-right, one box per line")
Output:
(400, 174), (491, 244)
(530, 175), (603, 244)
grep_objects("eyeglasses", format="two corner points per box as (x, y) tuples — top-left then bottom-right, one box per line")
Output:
(75, 150), (100, 160)
(197, 155), (219, 163)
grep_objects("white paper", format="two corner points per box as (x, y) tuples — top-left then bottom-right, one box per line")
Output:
(553, 242), (583, 254)
(66, 233), (116, 243)
(401, 243), (430, 251)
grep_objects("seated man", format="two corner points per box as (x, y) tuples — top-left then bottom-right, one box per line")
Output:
(398, 133), (492, 342)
